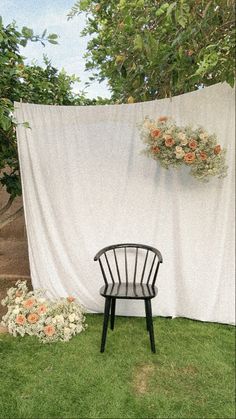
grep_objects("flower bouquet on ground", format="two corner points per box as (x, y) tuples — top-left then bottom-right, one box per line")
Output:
(1, 280), (87, 343)
(139, 116), (228, 181)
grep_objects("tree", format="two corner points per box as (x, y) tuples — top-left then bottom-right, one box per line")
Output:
(69, 0), (235, 103)
(0, 17), (90, 230)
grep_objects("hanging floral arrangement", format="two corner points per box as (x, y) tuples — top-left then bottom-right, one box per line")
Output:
(139, 116), (228, 181)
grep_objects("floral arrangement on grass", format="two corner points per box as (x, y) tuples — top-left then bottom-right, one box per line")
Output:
(1, 280), (87, 343)
(139, 116), (228, 181)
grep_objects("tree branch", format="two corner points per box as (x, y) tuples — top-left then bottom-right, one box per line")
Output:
(0, 196), (14, 216)
(0, 206), (24, 230)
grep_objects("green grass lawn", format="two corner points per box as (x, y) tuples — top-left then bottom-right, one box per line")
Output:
(0, 315), (235, 419)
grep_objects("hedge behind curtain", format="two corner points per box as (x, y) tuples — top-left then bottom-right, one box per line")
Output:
(15, 83), (235, 324)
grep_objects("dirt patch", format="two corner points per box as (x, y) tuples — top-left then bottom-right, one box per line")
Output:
(0, 238), (30, 276)
(178, 365), (198, 375)
(0, 189), (31, 322)
(0, 190), (30, 277)
(133, 363), (155, 395)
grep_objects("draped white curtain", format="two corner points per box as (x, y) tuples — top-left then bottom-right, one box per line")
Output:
(15, 83), (235, 324)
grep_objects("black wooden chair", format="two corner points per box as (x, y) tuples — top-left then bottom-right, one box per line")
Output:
(94, 243), (163, 353)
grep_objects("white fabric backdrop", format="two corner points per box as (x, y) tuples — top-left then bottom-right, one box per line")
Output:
(15, 83), (235, 324)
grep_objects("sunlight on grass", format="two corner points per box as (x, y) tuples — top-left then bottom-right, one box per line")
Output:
(0, 315), (235, 419)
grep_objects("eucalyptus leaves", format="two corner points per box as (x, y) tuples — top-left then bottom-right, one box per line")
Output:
(140, 116), (227, 181)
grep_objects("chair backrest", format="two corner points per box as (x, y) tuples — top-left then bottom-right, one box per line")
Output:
(94, 243), (163, 287)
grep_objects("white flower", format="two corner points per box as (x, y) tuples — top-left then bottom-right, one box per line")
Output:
(45, 316), (52, 325)
(180, 138), (188, 146)
(55, 314), (65, 324)
(15, 297), (22, 304)
(69, 314), (75, 322)
(69, 323), (76, 329)
(76, 325), (83, 333)
(178, 132), (186, 140)
(64, 327), (71, 335)
(199, 132), (208, 142)
(177, 132), (187, 145)
(12, 308), (20, 315)
(38, 297), (46, 303)
(176, 154), (184, 160)
(175, 146), (185, 159)
(143, 119), (153, 129)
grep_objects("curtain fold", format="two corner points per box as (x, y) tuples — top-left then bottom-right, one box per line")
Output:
(15, 83), (235, 324)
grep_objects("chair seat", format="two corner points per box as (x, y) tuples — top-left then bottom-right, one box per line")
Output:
(100, 283), (158, 299)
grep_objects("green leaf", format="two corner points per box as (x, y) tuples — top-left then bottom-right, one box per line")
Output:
(48, 33), (58, 40)
(167, 2), (176, 16)
(48, 39), (58, 45)
(79, 0), (90, 11)
(0, 115), (11, 131)
(226, 74), (235, 88)
(134, 34), (143, 50)
(22, 121), (31, 129)
(22, 26), (34, 38)
(156, 3), (169, 16)
(20, 39), (27, 47)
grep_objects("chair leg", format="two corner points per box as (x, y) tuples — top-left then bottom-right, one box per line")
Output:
(100, 297), (111, 353)
(144, 300), (149, 331)
(110, 298), (116, 330)
(145, 299), (156, 353)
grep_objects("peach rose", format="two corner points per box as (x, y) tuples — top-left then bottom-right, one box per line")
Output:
(188, 139), (198, 150)
(199, 151), (207, 161)
(214, 145), (221, 155)
(165, 137), (175, 147)
(22, 298), (36, 309)
(163, 134), (172, 140)
(27, 313), (39, 324)
(15, 291), (23, 297)
(16, 314), (26, 325)
(44, 325), (55, 336)
(158, 116), (168, 122)
(67, 296), (75, 303)
(37, 304), (47, 315)
(150, 129), (161, 138)
(184, 152), (196, 164)
(151, 146), (160, 154)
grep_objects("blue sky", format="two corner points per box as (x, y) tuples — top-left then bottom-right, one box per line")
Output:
(1, 0), (110, 99)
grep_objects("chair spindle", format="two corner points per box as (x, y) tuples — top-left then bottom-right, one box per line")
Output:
(141, 250), (149, 284)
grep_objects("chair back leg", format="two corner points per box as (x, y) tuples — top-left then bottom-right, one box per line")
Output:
(145, 299), (156, 353)
(144, 300), (150, 331)
(101, 297), (111, 352)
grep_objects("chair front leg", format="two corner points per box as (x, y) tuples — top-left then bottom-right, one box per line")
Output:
(100, 297), (111, 353)
(146, 299), (156, 353)
(110, 298), (116, 330)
